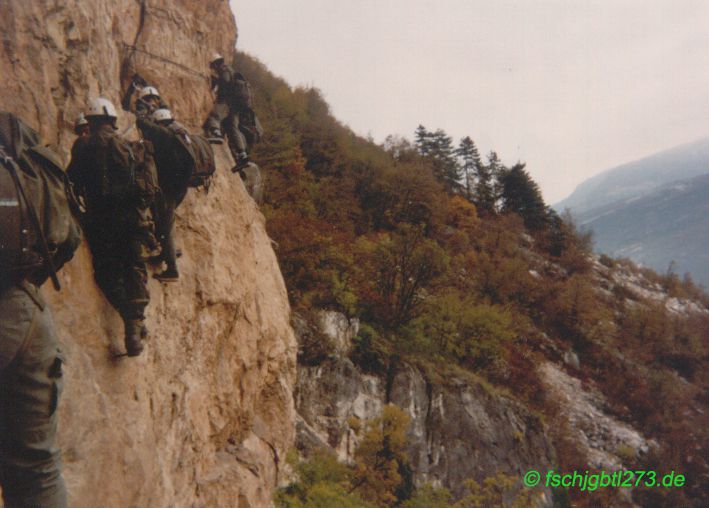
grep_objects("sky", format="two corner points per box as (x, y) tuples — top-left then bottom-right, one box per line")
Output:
(229, 0), (709, 204)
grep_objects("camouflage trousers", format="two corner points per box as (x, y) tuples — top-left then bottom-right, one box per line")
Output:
(84, 211), (152, 322)
(0, 282), (67, 508)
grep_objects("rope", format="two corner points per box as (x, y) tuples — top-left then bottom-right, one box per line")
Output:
(121, 43), (208, 81)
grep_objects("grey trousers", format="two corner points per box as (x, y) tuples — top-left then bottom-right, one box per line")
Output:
(205, 102), (248, 163)
(154, 186), (188, 272)
(0, 283), (67, 508)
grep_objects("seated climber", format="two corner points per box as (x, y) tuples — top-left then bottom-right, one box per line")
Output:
(203, 52), (263, 173)
(67, 97), (160, 357)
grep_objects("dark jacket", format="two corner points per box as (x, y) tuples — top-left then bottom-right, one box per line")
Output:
(136, 118), (192, 193)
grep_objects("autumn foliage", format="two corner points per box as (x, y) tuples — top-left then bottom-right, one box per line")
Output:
(237, 52), (709, 507)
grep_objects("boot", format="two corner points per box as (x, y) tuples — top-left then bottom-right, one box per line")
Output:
(124, 319), (146, 357)
(231, 152), (250, 173)
(207, 128), (224, 144)
(153, 267), (179, 282)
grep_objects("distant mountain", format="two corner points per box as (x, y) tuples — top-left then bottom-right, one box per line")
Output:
(555, 137), (709, 215)
(574, 173), (709, 286)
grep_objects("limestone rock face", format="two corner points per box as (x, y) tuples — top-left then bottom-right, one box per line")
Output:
(295, 313), (555, 505)
(1, 2), (297, 507)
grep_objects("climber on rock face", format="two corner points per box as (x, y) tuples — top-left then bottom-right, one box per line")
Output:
(203, 52), (263, 173)
(121, 73), (168, 117)
(137, 107), (191, 282)
(1, 111), (82, 508)
(74, 112), (89, 137)
(67, 97), (160, 357)
(137, 86), (166, 117)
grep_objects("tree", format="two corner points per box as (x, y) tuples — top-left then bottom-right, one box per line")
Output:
(275, 451), (374, 508)
(498, 162), (547, 231)
(428, 129), (462, 191)
(357, 224), (449, 328)
(455, 136), (482, 200)
(477, 151), (501, 215)
(415, 125), (461, 192)
(352, 405), (412, 507)
(414, 125), (432, 157)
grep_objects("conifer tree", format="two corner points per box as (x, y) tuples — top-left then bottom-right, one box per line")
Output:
(476, 150), (501, 215)
(414, 125), (431, 157)
(456, 136), (481, 200)
(428, 129), (461, 191)
(414, 126), (461, 192)
(498, 162), (548, 230)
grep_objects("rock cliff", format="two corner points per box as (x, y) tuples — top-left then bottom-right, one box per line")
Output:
(295, 312), (556, 505)
(1, 1), (297, 507)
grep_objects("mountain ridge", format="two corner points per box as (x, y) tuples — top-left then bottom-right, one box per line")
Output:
(555, 136), (709, 214)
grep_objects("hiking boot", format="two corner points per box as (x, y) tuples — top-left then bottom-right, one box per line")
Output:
(207, 128), (224, 144)
(124, 320), (145, 357)
(153, 268), (179, 282)
(231, 152), (250, 173)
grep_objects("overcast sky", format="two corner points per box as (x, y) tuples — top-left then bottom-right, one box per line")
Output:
(230, 0), (709, 203)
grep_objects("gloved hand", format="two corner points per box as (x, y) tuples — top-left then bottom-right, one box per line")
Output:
(132, 73), (148, 88)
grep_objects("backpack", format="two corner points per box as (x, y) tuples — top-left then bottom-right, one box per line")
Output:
(125, 138), (160, 203)
(184, 133), (216, 188)
(95, 131), (159, 205)
(167, 123), (215, 188)
(232, 72), (254, 111)
(0, 112), (81, 289)
(238, 108), (264, 147)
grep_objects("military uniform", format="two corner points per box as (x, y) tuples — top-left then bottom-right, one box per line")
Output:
(67, 124), (157, 345)
(205, 64), (249, 163)
(136, 115), (191, 275)
(0, 281), (67, 508)
(0, 112), (80, 507)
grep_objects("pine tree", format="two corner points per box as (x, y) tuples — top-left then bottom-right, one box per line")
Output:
(428, 129), (461, 191)
(455, 136), (481, 200)
(476, 151), (500, 215)
(498, 162), (548, 231)
(414, 126), (462, 192)
(414, 125), (431, 157)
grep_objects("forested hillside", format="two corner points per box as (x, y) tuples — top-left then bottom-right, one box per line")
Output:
(238, 52), (709, 507)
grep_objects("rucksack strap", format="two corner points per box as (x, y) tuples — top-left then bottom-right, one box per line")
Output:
(0, 146), (61, 291)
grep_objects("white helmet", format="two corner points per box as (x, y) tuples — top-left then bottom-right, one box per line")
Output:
(75, 112), (88, 128)
(210, 52), (224, 65)
(139, 86), (160, 100)
(85, 97), (117, 119)
(152, 108), (173, 123)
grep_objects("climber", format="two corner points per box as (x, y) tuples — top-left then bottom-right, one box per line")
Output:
(203, 52), (263, 173)
(121, 73), (168, 117)
(67, 97), (160, 357)
(1, 111), (82, 508)
(74, 112), (89, 137)
(68, 113), (91, 213)
(136, 107), (192, 282)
